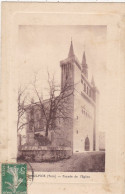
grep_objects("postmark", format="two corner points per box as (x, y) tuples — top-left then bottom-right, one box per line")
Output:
(2, 163), (27, 194)
(19, 159), (34, 186)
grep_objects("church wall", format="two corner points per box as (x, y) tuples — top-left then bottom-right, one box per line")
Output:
(73, 64), (95, 153)
(59, 63), (74, 150)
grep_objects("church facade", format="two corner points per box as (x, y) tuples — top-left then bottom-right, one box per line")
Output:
(60, 41), (99, 152)
(24, 41), (99, 154)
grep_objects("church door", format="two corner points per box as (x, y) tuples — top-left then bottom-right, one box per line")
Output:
(85, 137), (90, 151)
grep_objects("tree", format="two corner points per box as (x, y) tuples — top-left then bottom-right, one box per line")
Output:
(32, 72), (74, 137)
(17, 86), (30, 132)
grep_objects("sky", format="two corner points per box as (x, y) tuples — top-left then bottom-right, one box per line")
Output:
(18, 25), (107, 132)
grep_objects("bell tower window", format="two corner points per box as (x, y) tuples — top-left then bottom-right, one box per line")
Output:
(87, 86), (88, 95)
(84, 83), (86, 92)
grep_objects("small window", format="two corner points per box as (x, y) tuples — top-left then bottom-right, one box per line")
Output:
(84, 83), (86, 92)
(37, 122), (39, 128)
(81, 79), (83, 84)
(36, 113), (39, 119)
(30, 109), (34, 119)
(91, 91), (93, 99)
(89, 89), (91, 97)
(87, 87), (88, 95)
(76, 130), (78, 134)
(77, 116), (78, 120)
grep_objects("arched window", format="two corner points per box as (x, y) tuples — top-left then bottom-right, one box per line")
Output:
(85, 137), (90, 151)
(89, 89), (91, 97)
(84, 83), (86, 92)
(87, 86), (88, 95)
(66, 73), (68, 80)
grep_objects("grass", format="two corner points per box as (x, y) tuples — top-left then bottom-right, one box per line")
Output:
(27, 151), (105, 172)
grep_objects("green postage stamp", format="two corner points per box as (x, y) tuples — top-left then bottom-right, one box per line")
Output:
(1, 164), (27, 194)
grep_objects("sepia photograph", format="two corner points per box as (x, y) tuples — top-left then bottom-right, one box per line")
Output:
(17, 25), (106, 172)
(1, 2), (125, 194)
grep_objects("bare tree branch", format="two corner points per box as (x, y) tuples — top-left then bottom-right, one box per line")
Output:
(18, 71), (75, 140)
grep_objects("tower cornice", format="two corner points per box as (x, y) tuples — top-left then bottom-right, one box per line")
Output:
(60, 56), (81, 70)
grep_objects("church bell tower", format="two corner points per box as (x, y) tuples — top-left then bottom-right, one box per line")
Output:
(60, 40), (75, 90)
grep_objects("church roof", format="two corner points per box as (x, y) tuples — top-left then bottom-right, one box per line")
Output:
(68, 40), (75, 58)
(82, 51), (88, 67)
(60, 40), (81, 70)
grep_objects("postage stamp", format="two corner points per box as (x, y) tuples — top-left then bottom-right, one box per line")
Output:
(1, 163), (27, 194)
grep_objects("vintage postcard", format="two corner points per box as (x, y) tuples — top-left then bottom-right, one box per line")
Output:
(0, 2), (125, 194)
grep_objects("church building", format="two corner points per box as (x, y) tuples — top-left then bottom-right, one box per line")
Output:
(60, 40), (99, 152)
(25, 41), (99, 154)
